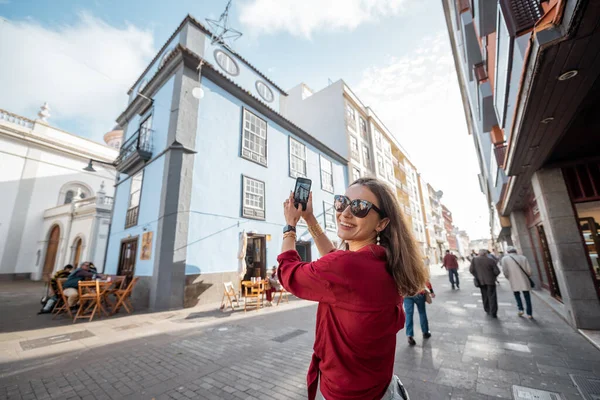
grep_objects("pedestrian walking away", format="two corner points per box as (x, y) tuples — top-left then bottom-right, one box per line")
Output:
(404, 281), (435, 346)
(470, 249), (500, 318)
(278, 177), (426, 400)
(442, 250), (460, 289)
(501, 246), (534, 319)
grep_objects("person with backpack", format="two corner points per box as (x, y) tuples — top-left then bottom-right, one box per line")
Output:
(500, 247), (534, 319)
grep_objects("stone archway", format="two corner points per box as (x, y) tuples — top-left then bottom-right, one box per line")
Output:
(42, 225), (60, 281)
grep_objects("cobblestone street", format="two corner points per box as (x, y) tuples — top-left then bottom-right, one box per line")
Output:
(1, 266), (600, 400)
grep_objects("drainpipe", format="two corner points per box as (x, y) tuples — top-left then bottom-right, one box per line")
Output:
(101, 170), (119, 274)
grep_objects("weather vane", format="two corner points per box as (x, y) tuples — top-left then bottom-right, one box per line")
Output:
(206, 0), (242, 49)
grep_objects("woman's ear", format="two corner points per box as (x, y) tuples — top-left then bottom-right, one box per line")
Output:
(377, 217), (390, 232)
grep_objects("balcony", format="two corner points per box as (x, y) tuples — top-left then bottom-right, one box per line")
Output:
(115, 128), (153, 174)
(494, 144), (508, 169)
(44, 195), (113, 220)
(125, 206), (139, 229)
(473, 62), (488, 83)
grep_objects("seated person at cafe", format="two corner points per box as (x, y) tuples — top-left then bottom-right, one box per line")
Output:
(265, 266), (282, 305)
(38, 264), (74, 314)
(63, 261), (106, 309)
(50, 264), (73, 296)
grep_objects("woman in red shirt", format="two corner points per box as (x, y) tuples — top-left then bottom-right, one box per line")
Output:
(278, 178), (428, 400)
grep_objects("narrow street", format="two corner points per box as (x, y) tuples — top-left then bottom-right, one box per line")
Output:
(1, 264), (599, 400)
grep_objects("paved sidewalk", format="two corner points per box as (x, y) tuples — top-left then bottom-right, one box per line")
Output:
(1, 266), (599, 399)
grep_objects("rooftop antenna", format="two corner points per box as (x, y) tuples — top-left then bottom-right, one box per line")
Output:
(206, 0), (242, 49)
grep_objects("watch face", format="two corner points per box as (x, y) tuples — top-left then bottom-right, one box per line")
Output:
(283, 225), (296, 233)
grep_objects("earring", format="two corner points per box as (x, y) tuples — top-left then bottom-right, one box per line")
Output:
(376, 232), (381, 245)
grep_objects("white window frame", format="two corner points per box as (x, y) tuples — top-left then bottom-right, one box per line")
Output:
(242, 175), (265, 220)
(352, 167), (361, 182)
(241, 108), (268, 166)
(289, 137), (307, 178)
(362, 144), (370, 168)
(128, 170), (144, 211)
(350, 135), (360, 160)
(320, 155), (334, 193)
(323, 202), (337, 231)
(359, 117), (368, 139)
(256, 81), (274, 103)
(386, 161), (394, 181)
(214, 49), (239, 76)
(374, 129), (382, 149)
(346, 103), (357, 130)
(377, 154), (384, 176)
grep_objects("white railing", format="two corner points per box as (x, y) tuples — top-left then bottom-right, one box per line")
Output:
(74, 197), (97, 208)
(0, 109), (34, 129)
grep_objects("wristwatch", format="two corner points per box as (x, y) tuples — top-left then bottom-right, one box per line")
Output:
(283, 225), (296, 234)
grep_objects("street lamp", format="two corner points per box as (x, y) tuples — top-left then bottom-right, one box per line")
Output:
(83, 158), (118, 274)
(83, 158), (115, 173)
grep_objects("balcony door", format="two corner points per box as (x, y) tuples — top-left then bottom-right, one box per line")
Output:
(118, 237), (138, 282)
(139, 114), (152, 151)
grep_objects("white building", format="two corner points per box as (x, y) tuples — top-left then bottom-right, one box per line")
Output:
(282, 81), (428, 252)
(404, 162), (427, 254)
(0, 105), (119, 281)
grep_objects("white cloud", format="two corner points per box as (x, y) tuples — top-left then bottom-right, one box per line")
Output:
(354, 33), (490, 239)
(239, 0), (409, 38)
(0, 13), (154, 141)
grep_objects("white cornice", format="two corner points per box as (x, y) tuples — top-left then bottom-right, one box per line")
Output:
(0, 123), (116, 164)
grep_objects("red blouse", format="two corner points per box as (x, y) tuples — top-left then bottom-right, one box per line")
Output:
(277, 245), (404, 400)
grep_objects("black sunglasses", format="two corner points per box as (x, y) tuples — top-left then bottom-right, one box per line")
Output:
(334, 195), (386, 218)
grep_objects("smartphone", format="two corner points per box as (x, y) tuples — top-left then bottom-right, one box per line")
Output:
(293, 177), (312, 211)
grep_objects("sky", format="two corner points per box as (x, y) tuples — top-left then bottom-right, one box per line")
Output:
(0, 0), (490, 239)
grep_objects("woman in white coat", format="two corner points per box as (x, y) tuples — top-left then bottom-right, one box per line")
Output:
(500, 247), (534, 319)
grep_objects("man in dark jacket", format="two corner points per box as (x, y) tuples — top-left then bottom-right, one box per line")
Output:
(442, 250), (460, 290)
(470, 249), (501, 318)
(63, 262), (105, 308)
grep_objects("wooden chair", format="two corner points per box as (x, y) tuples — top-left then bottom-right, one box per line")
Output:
(103, 276), (126, 310)
(243, 281), (264, 312)
(220, 281), (240, 311)
(275, 287), (290, 305)
(52, 278), (73, 319)
(111, 277), (139, 315)
(73, 281), (101, 323)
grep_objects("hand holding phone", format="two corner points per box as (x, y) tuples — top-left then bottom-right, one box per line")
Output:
(293, 177), (312, 212)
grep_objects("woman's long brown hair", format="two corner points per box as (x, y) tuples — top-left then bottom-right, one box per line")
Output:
(351, 177), (429, 297)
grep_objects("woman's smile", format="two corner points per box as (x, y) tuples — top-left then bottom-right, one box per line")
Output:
(338, 220), (356, 230)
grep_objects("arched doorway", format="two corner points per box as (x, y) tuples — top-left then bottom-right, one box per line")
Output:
(43, 225), (60, 281)
(72, 237), (83, 267)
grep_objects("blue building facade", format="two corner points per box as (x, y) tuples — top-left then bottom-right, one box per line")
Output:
(105, 16), (347, 309)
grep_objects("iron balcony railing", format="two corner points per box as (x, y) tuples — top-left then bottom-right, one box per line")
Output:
(115, 127), (153, 166)
(125, 206), (139, 229)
